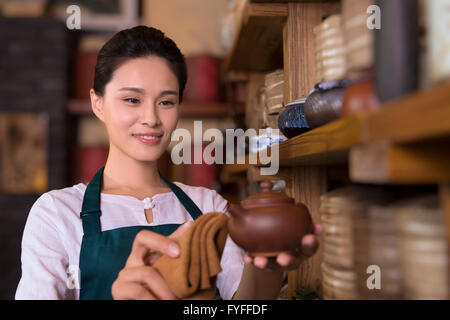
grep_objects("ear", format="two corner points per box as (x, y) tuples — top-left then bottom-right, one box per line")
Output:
(90, 89), (105, 122)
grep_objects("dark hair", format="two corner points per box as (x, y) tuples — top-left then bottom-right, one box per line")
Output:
(93, 25), (187, 103)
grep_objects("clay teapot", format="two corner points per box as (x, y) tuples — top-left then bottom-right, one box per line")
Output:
(227, 180), (313, 256)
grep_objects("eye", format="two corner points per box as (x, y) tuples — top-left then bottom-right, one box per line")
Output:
(159, 100), (175, 107)
(123, 98), (140, 104)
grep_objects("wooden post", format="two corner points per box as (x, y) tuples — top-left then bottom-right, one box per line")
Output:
(283, 2), (339, 299)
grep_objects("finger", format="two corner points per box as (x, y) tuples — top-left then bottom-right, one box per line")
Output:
(127, 230), (180, 267)
(276, 252), (294, 267)
(253, 256), (268, 269)
(169, 221), (194, 241)
(118, 266), (177, 300)
(313, 223), (325, 235)
(243, 253), (253, 264)
(300, 234), (319, 257)
(145, 222), (194, 265)
(112, 281), (156, 300)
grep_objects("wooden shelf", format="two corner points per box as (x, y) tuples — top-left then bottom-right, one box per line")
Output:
(221, 1), (450, 299)
(224, 81), (450, 183)
(67, 99), (244, 118)
(223, 1), (340, 73)
(223, 2), (287, 72)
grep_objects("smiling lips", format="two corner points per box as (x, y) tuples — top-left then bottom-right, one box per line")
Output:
(132, 132), (163, 144)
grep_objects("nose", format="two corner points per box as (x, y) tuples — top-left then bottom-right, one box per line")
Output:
(140, 103), (161, 127)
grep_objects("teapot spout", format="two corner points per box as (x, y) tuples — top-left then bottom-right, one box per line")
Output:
(228, 204), (247, 219)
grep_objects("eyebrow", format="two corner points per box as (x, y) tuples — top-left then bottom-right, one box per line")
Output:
(118, 87), (178, 98)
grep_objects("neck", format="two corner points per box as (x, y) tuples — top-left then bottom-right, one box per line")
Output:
(102, 144), (167, 193)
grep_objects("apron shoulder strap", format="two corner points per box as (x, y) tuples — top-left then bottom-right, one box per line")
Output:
(80, 167), (103, 236)
(158, 171), (203, 220)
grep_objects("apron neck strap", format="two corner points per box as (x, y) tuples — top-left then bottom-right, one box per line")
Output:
(158, 171), (203, 220)
(80, 167), (203, 235)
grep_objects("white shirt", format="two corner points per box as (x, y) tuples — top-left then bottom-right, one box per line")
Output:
(15, 182), (245, 300)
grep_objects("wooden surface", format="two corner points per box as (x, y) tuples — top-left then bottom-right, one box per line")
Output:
(289, 166), (327, 297)
(350, 140), (450, 184)
(224, 80), (450, 180)
(245, 73), (266, 130)
(364, 80), (450, 144)
(283, 2), (340, 101)
(283, 2), (338, 299)
(438, 182), (450, 299)
(246, 166), (292, 182)
(277, 114), (362, 166)
(223, 3), (287, 72)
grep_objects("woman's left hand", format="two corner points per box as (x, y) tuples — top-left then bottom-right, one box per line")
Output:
(242, 223), (324, 272)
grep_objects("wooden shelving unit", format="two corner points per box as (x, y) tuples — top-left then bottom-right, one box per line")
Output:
(222, 0), (450, 299)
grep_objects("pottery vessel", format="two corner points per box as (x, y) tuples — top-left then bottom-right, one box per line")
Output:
(278, 98), (310, 138)
(304, 80), (347, 128)
(341, 78), (380, 117)
(227, 180), (313, 256)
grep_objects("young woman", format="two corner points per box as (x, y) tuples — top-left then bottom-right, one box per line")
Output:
(15, 26), (322, 300)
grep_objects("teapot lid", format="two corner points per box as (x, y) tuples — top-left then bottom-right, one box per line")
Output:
(241, 180), (294, 209)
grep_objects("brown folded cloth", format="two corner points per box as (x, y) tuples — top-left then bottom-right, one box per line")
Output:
(153, 212), (229, 300)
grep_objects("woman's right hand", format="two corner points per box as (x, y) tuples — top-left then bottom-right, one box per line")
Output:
(111, 221), (193, 300)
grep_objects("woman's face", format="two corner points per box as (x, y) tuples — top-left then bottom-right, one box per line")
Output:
(91, 55), (179, 162)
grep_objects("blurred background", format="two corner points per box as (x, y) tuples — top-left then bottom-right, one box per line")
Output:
(0, 0), (449, 300)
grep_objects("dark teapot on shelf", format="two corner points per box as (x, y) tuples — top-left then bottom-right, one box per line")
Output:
(227, 180), (313, 256)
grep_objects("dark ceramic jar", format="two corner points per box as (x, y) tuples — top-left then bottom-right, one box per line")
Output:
(304, 80), (348, 128)
(277, 98), (310, 138)
(227, 180), (313, 256)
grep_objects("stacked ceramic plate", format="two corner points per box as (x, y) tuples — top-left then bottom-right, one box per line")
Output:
(320, 187), (391, 300)
(342, 0), (374, 73)
(321, 262), (357, 300)
(314, 14), (346, 82)
(353, 205), (403, 299)
(393, 195), (448, 300)
(264, 69), (284, 116)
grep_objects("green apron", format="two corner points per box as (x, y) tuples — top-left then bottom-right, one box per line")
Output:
(78, 167), (203, 300)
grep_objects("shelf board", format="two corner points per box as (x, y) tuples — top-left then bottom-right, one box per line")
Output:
(224, 81), (450, 178)
(223, 3), (288, 72)
(350, 139), (450, 184)
(67, 99), (244, 118)
(364, 80), (450, 144)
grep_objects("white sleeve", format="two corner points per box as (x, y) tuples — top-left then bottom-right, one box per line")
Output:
(15, 193), (74, 300)
(212, 191), (245, 300)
